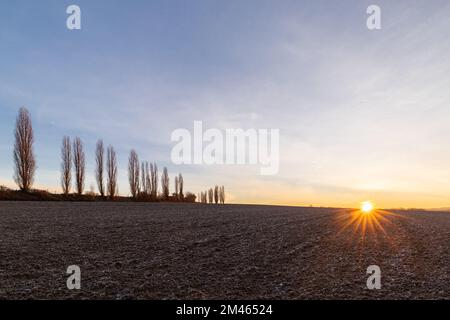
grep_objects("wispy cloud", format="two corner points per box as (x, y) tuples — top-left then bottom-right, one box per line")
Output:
(1, 1), (450, 207)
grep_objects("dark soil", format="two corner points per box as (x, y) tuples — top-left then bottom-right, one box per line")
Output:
(0, 202), (448, 300)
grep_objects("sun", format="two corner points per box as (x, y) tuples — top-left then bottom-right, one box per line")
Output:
(360, 201), (374, 214)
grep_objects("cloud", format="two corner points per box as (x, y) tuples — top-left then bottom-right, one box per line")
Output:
(1, 1), (450, 206)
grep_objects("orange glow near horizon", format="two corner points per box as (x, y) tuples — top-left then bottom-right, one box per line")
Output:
(227, 185), (450, 210)
(335, 205), (404, 242)
(360, 201), (374, 214)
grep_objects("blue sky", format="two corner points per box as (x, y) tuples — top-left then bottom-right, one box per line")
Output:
(1, 0), (450, 208)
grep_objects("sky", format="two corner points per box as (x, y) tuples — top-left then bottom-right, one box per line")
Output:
(1, 0), (450, 209)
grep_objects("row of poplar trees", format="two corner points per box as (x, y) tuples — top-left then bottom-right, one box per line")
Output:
(198, 186), (225, 204)
(11, 107), (225, 203)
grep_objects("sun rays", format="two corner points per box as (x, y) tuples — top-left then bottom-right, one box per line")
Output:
(335, 204), (403, 241)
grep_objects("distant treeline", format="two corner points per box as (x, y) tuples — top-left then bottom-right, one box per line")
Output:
(3, 107), (225, 204)
(198, 186), (225, 204)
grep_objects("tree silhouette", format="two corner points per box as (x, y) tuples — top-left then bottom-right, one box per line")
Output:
(107, 145), (118, 198)
(184, 192), (196, 202)
(220, 185), (225, 204)
(73, 137), (85, 195)
(161, 167), (169, 200)
(174, 175), (179, 199)
(178, 173), (184, 200)
(61, 136), (72, 195)
(214, 185), (219, 204)
(150, 163), (158, 199)
(13, 107), (36, 191)
(140, 161), (147, 196)
(144, 162), (151, 195)
(208, 188), (213, 203)
(128, 150), (140, 198)
(95, 139), (105, 197)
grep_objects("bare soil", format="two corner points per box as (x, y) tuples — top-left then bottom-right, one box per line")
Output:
(0, 202), (448, 300)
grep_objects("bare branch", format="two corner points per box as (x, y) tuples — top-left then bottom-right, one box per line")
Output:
(178, 173), (184, 200)
(61, 136), (72, 195)
(107, 145), (118, 199)
(128, 150), (140, 198)
(13, 107), (36, 191)
(73, 137), (85, 195)
(161, 167), (169, 200)
(95, 139), (105, 197)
